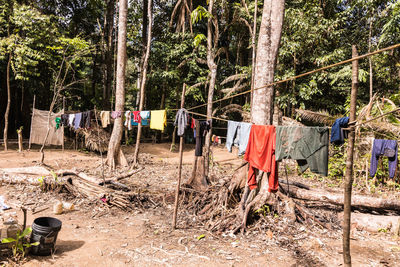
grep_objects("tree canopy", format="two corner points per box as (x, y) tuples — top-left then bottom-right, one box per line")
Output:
(1, 0), (400, 138)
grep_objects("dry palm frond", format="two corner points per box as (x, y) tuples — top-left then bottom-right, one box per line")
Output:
(220, 74), (247, 85)
(75, 124), (110, 153)
(295, 109), (335, 125)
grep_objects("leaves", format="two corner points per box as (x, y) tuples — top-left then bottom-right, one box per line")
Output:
(191, 6), (212, 25)
(1, 237), (16, 243)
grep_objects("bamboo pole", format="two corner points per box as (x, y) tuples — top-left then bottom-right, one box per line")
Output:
(28, 95), (36, 151)
(172, 83), (186, 229)
(343, 45), (359, 267)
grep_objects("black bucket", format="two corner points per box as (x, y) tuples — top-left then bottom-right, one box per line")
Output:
(30, 217), (62, 256)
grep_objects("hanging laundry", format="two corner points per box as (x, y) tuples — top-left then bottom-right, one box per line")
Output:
(68, 114), (75, 127)
(61, 114), (69, 127)
(100, 111), (110, 128)
(174, 108), (188, 136)
(370, 139), (398, 179)
(55, 117), (61, 129)
(244, 125), (278, 192)
(140, 111), (150, 126)
(150, 110), (167, 131)
(124, 111), (132, 130)
(226, 121), (240, 151)
(226, 121), (252, 156)
(81, 111), (92, 129)
(330, 117), (349, 145)
(132, 111), (141, 124)
(111, 111), (122, 119)
(276, 126), (329, 176)
(74, 113), (82, 130)
(194, 119), (211, 156)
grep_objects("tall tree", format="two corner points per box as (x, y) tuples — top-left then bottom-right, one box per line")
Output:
(102, 0), (116, 109)
(239, 0), (285, 229)
(251, 0), (285, 124)
(2, 0), (13, 151)
(133, 0), (153, 165)
(203, 0), (218, 178)
(106, 0), (128, 169)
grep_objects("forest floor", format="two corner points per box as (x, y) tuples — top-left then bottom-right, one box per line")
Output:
(1, 143), (400, 266)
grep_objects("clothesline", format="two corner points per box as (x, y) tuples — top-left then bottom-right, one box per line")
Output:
(177, 43), (400, 112)
(187, 110), (230, 123)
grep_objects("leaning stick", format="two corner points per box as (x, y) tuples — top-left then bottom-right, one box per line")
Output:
(172, 83), (186, 229)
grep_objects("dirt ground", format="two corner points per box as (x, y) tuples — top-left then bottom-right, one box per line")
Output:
(1, 143), (400, 266)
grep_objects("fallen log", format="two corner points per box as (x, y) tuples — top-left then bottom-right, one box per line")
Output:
(338, 212), (400, 234)
(284, 186), (400, 212)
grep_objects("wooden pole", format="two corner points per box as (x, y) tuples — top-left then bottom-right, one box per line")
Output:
(28, 95), (36, 151)
(172, 83), (186, 229)
(62, 96), (65, 152)
(17, 127), (23, 152)
(343, 45), (359, 267)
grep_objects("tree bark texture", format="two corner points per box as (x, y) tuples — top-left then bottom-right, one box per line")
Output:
(343, 45), (359, 267)
(106, 0), (128, 169)
(3, 53), (11, 151)
(133, 0), (153, 165)
(102, 0), (116, 110)
(250, 0), (258, 107)
(236, 0), (285, 231)
(204, 0), (217, 179)
(251, 0), (285, 125)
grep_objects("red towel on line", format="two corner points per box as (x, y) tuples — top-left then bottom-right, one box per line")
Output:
(244, 125), (278, 192)
(132, 111), (141, 123)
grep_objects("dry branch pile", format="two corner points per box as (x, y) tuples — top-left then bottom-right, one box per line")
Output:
(0, 167), (156, 211)
(75, 124), (110, 152)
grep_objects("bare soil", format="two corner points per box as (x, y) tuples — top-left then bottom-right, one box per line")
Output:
(1, 143), (400, 266)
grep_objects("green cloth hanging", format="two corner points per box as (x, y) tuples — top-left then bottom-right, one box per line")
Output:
(55, 117), (61, 129)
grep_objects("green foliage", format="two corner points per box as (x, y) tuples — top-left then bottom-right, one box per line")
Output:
(1, 227), (39, 258)
(328, 144), (347, 180)
(193, 34), (206, 47)
(191, 6), (212, 25)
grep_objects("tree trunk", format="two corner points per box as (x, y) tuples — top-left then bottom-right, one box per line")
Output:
(252, 0), (284, 125)
(203, 0), (217, 180)
(368, 19), (373, 102)
(106, 0), (128, 169)
(133, 0), (153, 166)
(343, 45), (359, 267)
(102, 0), (116, 109)
(3, 53), (11, 151)
(250, 0), (258, 108)
(238, 0), (285, 230)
